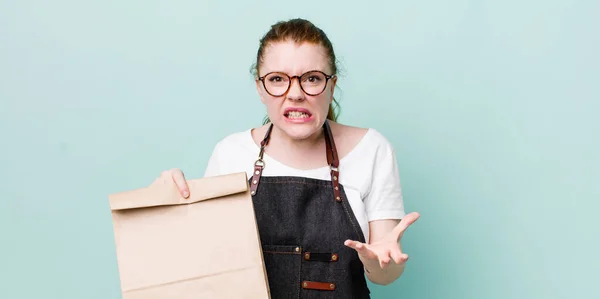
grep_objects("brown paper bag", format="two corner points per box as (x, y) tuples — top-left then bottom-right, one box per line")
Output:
(108, 172), (271, 299)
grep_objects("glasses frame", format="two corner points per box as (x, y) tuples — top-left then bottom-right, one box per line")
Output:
(258, 70), (336, 97)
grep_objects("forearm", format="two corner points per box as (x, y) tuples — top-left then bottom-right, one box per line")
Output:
(363, 259), (406, 285)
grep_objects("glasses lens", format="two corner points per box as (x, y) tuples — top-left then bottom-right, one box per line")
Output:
(262, 71), (329, 96)
(300, 71), (327, 95)
(264, 72), (289, 96)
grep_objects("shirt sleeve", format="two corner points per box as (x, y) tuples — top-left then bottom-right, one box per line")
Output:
(363, 136), (406, 222)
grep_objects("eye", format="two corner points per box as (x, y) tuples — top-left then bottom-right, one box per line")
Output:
(266, 73), (290, 84)
(268, 76), (283, 82)
(302, 71), (326, 83)
(303, 75), (321, 83)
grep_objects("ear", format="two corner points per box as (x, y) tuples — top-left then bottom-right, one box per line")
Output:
(255, 79), (267, 104)
(331, 76), (337, 92)
(329, 76), (338, 101)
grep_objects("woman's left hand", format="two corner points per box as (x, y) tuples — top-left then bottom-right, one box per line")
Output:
(344, 212), (420, 270)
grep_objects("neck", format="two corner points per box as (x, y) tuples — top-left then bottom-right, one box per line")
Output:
(271, 127), (325, 150)
(258, 122), (330, 170)
(270, 125), (325, 153)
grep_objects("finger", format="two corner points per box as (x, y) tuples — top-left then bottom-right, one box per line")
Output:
(344, 240), (366, 252)
(390, 248), (409, 264)
(379, 250), (391, 269)
(401, 253), (409, 262)
(170, 169), (190, 198)
(344, 240), (375, 259)
(393, 212), (421, 236)
(390, 249), (404, 264)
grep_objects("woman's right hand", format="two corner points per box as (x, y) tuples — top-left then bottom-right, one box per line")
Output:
(157, 168), (190, 198)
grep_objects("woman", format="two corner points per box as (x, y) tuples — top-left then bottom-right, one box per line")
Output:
(159, 18), (420, 298)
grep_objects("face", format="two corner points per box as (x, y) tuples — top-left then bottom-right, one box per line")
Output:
(255, 40), (337, 140)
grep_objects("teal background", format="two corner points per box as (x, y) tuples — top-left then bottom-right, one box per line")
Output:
(1, 0), (598, 298)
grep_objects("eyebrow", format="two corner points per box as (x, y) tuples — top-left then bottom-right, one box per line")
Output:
(261, 69), (329, 76)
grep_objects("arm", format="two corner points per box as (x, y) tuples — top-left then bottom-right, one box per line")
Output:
(344, 214), (419, 285)
(343, 131), (419, 285)
(364, 219), (405, 285)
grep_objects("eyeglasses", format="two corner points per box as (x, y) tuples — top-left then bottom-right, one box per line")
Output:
(258, 70), (335, 97)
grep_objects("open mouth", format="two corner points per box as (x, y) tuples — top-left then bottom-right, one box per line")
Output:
(284, 108), (312, 120)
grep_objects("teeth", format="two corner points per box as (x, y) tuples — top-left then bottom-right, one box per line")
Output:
(287, 111), (309, 118)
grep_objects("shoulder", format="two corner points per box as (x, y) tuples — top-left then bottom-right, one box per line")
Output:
(211, 127), (259, 153)
(330, 121), (393, 145)
(213, 123), (274, 150)
(329, 121), (396, 162)
(330, 122), (405, 223)
(203, 127), (259, 177)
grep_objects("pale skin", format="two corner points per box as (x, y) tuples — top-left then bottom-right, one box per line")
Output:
(160, 40), (420, 286)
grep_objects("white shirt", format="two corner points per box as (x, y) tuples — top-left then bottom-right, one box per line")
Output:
(203, 127), (406, 243)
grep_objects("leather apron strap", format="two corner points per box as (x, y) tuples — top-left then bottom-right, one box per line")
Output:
(250, 121), (342, 202)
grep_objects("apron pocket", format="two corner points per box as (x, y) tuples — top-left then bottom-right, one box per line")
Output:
(262, 244), (302, 299)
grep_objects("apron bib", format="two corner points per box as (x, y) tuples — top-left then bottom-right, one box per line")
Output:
(249, 121), (371, 299)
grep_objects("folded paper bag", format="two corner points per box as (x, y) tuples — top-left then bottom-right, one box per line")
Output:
(108, 172), (271, 299)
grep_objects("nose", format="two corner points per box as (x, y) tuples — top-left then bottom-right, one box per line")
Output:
(285, 77), (305, 101)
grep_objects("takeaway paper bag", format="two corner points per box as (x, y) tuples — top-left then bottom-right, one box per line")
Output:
(108, 172), (271, 299)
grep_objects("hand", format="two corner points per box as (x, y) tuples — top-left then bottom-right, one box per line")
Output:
(344, 212), (420, 270)
(155, 168), (190, 198)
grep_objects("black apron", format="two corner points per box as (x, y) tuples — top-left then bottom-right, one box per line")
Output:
(249, 121), (371, 299)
